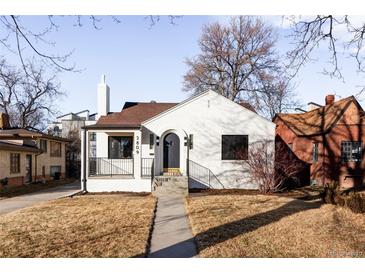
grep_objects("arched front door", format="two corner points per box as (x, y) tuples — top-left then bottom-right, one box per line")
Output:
(163, 133), (180, 173)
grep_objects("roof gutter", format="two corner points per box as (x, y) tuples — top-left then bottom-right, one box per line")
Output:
(81, 125), (141, 130)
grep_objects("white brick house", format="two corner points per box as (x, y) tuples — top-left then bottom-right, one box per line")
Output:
(81, 76), (275, 193)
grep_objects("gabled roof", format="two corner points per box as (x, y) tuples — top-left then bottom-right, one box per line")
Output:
(142, 90), (268, 126)
(88, 102), (178, 129)
(274, 96), (361, 136)
(0, 141), (41, 153)
(0, 128), (70, 142)
(239, 101), (257, 113)
(86, 90), (262, 129)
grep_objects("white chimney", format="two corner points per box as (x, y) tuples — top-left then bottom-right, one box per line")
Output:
(97, 74), (110, 119)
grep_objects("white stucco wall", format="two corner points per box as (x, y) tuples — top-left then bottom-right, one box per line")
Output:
(87, 178), (151, 192)
(143, 90), (276, 189)
(141, 127), (155, 159)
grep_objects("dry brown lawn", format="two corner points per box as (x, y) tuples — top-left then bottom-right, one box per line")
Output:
(0, 194), (156, 257)
(186, 194), (365, 258)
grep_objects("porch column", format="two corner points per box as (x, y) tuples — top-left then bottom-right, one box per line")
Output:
(134, 130), (142, 180)
(80, 128), (89, 191)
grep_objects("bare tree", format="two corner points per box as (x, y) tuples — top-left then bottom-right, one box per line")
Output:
(258, 75), (301, 118)
(0, 59), (20, 118)
(286, 15), (365, 93)
(0, 59), (63, 129)
(245, 141), (307, 193)
(183, 16), (299, 118)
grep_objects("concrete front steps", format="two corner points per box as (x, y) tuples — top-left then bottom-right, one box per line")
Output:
(152, 176), (188, 197)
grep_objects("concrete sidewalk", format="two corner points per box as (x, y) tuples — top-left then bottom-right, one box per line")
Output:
(0, 181), (81, 215)
(148, 195), (197, 258)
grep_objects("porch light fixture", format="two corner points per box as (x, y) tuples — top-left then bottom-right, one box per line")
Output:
(184, 135), (193, 149)
(184, 136), (188, 146)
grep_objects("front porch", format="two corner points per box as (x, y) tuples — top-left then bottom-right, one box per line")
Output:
(80, 126), (191, 192)
(80, 127), (152, 191)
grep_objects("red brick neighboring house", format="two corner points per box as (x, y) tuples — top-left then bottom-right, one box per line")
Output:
(274, 95), (365, 188)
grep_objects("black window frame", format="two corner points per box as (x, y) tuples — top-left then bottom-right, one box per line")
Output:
(341, 141), (362, 162)
(221, 135), (249, 160)
(149, 134), (154, 150)
(108, 136), (133, 159)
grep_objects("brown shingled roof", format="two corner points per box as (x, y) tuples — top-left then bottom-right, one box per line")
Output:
(93, 102), (177, 128)
(239, 101), (257, 113)
(0, 141), (41, 153)
(0, 128), (70, 142)
(275, 96), (359, 136)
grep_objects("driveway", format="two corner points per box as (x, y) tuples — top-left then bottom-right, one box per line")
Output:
(0, 181), (81, 215)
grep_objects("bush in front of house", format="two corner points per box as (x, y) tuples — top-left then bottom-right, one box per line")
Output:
(345, 193), (365, 213)
(245, 141), (308, 194)
(321, 181), (365, 213)
(0, 177), (8, 187)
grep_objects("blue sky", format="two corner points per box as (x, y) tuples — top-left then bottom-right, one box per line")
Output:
(3, 15), (365, 117)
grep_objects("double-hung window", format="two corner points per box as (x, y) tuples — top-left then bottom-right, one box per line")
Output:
(39, 139), (47, 152)
(50, 141), (61, 157)
(341, 141), (362, 162)
(10, 153), (20, 173)
(312, 142), (318, 163)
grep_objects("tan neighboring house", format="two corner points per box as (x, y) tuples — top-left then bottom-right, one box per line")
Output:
(0, 113), (70, 189)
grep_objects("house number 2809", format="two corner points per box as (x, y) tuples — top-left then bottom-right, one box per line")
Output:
(135, 135), (140, 154)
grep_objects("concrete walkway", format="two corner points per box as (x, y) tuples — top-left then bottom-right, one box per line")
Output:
(148, 195), (197, 258)
(0, 181), (81, 215)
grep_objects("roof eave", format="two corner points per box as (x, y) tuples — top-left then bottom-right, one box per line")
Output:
(82, 124), (141, 130)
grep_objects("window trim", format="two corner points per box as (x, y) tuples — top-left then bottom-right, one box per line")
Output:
(10, 153), (21, 174)
(149, 134), (154, 150)
(312, 142), (318, 163)
(50, 165), (62, 177)
(50, 141), (62, 157)
(108, 136), (133, 159)
(221, 134), (249, 161)
(341, 141), (362, 163)
(39, 139), (48, 152)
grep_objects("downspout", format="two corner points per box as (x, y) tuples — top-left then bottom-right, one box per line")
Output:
(34, 151), (43, 182)
(34, 138), (43, 182)
(82, 128), (87, 192)
(186, 136), (190, 178)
